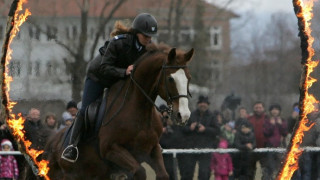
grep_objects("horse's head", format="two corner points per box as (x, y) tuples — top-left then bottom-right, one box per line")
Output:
(158, 47), (194, 125)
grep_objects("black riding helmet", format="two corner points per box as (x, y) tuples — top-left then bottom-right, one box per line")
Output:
(132, 13), (158, 37)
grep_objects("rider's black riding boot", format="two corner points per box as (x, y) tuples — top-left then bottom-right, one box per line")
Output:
(61, 113), (84, 163)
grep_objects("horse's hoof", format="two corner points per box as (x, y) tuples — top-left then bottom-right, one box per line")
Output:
(110, 173), (128, 180)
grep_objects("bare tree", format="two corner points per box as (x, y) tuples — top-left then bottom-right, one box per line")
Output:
(27, 0), (127, 102)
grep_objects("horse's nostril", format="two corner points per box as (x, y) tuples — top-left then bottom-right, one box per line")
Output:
(177, 112), (182, 119)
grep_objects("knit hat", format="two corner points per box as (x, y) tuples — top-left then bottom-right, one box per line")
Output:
(197, 95), (210, 104)
(218, 139), (228, 148)
(1, 139), (13, 149)
(66, 100), (78, 110)
(62, 111), (73, 122)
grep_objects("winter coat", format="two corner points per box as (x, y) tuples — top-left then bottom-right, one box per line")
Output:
(234, 130), (256, 151)
(86, 34), (146, 87)
(248, 114), (268, 148)
(263, 117), (288, 147)
(0, 155), (19, 179)
(210, 152), (233, 175)
(181, 109), (220, 148)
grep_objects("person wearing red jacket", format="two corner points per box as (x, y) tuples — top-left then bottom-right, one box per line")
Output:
(248, 101), (269, 180)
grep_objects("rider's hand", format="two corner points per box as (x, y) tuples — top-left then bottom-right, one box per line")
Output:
(126, 65), (134, 75)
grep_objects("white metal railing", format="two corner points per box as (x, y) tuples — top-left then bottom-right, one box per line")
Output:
(2, 146), (320, 155)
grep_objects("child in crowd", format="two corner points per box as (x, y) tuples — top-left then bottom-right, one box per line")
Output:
(220, 122), (235, 147)
(210, 138), (233, 180)
(0, 139), (19, 180)
(60, 112), (74, 129)
(233, 121), (256, 180)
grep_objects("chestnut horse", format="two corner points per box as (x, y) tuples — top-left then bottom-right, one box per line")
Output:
(43, 45), (194, 180)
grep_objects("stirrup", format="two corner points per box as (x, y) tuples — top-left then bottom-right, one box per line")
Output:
(61, 145), (79, 163)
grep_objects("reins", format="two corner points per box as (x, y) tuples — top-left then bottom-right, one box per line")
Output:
(102, 59), (191, 126)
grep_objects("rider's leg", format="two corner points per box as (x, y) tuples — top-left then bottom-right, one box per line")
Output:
(61, 77), (104, 163)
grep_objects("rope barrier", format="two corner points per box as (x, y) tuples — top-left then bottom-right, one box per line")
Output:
(162, 146), (320, 154)
(2, 147), (320, 156)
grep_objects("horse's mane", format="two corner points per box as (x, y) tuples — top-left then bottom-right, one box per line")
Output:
(132, 43), (171, 72)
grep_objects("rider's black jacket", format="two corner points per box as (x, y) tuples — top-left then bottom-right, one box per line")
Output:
(87, 34), (146, 87)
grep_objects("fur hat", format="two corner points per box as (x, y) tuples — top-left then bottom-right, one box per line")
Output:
(62, 111), (73, 122)
(1, 139), (13, 149)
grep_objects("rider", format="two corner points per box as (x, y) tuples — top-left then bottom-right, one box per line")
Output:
(61, 13), (158, 163)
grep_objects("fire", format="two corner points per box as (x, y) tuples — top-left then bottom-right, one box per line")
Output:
(4, 0), (50, 179)
(277, 0), (318, 179)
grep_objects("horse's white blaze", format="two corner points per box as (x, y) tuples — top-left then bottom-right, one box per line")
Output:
(171, 69), (190, 122)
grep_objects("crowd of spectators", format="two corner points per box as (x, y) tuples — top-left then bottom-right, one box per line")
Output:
(159, 95), (320, 180)
(0, 95), (319, 180)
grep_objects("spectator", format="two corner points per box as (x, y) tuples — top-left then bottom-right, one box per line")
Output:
(248, 101), (269, 180)
(61, 112), (74, 129)
(44, 113), (58, 131)
(159, 104), (182, 180)
(220, 122), (235, 147)
(263, 103), (288, 179)
(66, 100), (78, 119)
(0, 121), (15, 149)
(287, 102), (299, 135)
(213, 111), (224, 127)
(234, 107), (250, 132)
(210, 138), (233, 180)
(24, 108), (52, 150)
(0, 139), (19, 180)
(24, 108), (44, 149)
(233, 121), (256, 180)
(178, 95), (220, 180)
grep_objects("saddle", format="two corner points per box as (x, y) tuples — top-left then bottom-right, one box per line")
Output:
(61, 89), (108, 149)
(84, 88), (108, 138)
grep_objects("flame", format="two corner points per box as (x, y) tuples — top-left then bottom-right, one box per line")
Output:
(4, 0), (50, 179)
(278, 0), (318, 179)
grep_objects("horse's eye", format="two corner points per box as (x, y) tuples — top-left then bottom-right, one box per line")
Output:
(168, 76), (174, 82)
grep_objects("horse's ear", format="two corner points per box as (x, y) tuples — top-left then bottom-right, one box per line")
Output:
(168, 48), (176, 63)
(184, 48), (194, 62)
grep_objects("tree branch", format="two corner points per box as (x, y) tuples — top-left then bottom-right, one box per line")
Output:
(89, 0), (127, 60)
(27, 19), (77, 58)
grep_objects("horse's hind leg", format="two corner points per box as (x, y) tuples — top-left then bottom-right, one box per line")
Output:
(148, 144), (169, 180)
(104, 144), (146, 180)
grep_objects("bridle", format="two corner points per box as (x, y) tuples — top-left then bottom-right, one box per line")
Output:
(130, 60), (192, 116)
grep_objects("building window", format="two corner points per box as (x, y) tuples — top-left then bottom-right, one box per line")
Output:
(47, 26), (57, 40)
(28, 27), (34, 39)
(35, 61), (40, 76)
(9, 61), (21, 77)
(72, 25), (78, 39)
(35, 27), (40, 40)
(210, 26), (222, 50)
(90, 27), (94, 40)
(28, 62), (32, 76)
(0, 25), (3, 40)
(66, 27), (70, 40)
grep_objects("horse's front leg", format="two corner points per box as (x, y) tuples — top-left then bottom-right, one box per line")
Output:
(104, 144), (146, 180)
(149, 144), (169, 180)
